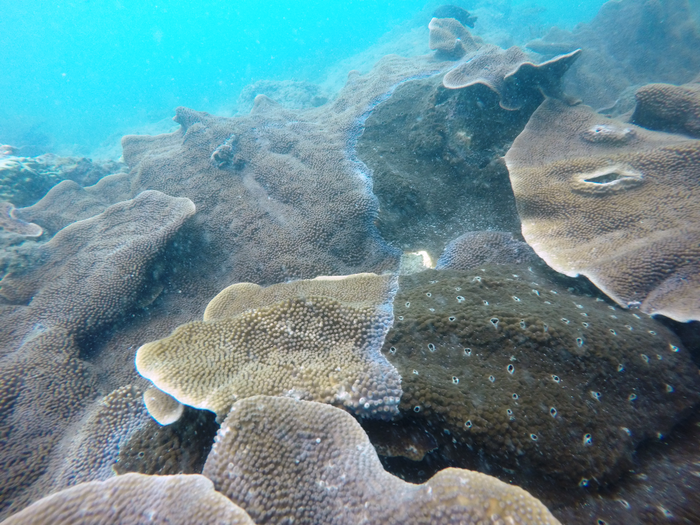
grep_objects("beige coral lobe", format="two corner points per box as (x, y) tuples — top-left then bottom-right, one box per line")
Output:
(505, 98), (700, 322)
(203, 395), (561, 525)
(136, 272), (402, 421)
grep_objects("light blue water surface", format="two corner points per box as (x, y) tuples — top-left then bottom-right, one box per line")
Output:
(0, 0), (607, 155)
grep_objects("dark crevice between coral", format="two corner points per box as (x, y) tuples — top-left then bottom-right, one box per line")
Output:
(114, 407), (219, 476)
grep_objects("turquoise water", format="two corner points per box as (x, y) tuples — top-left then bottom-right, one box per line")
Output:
(0, 0), (606, 155)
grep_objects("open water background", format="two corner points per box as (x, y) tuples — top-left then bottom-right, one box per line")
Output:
(0, 0), (609, 156)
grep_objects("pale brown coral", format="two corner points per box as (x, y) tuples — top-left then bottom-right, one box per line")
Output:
(136, 274), (401, 419)
(0, 191), (195, 518)
(428, 17), (479, 60)
(505, 98), (700, 322)
(12, 173), (132, 236)
(442, 45), (581, 110)
(143, 386), (184, 426)
(203, 272), (397, 321)
(0, 201), (42, 237)
(632, 80), (700, 138)
(435, 231), (536, 270)
(203, 395), (561, 525)
(1, 473), (255, 525)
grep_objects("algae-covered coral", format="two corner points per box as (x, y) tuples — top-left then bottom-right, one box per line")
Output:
(382, 265), (700, 486)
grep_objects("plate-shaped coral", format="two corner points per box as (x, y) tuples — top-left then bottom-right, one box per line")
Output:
(505, 98), (700, 322)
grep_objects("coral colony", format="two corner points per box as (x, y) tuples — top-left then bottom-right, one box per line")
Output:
(1, 1), (700, 524)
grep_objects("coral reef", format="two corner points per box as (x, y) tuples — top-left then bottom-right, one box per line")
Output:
(236, 79), (329, 115)
(505, 98), (700, 322)
(0, 153), (126, 208)
(632, 78), (700, 138)
(2, 473), (255, 525)
(136, 273), (401, 419)
(436, 230), (537, 270)
(0, 192), (194, 517)
(443, 45), (581, 110)
(1, 2), (699, 520)
(428, 17), (480, 60)
(121, 56), (446, 288)
(526, 0), (700, 110)
(203, 395), (561, 525)
(382, 266), (700, 486)
(2, 53), (460, 518)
